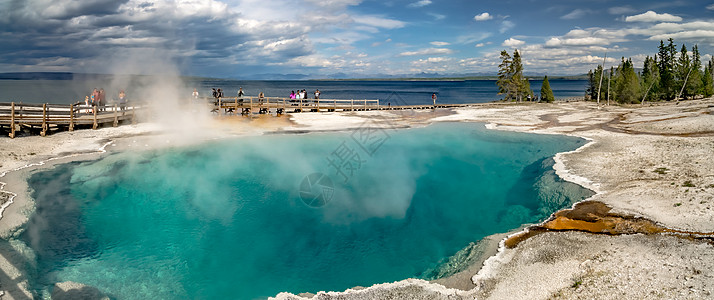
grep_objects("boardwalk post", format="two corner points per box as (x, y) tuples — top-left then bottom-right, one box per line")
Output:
(234, 97), (238, 115)
(333, 99), (336, 111)
(9, 102), (15, 138)
(299, 98), (302, 112)
(41, 103), (47, 137)
(377, 100), (380, 110)
(351, 99), (354, 111)
(250, 97), (253, 115)
(364, 99), (367, 110)
(316, 99), (320, 112)
(93, 107), (98, 130)
(69, 104), (75, 131)
(131, 105), (136, 124)
(113, 104), (118, 127)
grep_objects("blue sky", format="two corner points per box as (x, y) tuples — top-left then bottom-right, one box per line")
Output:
(1, 0), (713, 78)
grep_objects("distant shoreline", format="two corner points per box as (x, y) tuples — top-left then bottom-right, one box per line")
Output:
(0, 72), (589, 82)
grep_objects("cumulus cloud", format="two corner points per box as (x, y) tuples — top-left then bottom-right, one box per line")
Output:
(398, 48), (453, 56)
(0, 0), (412, 76)
(474, 12), (493, 21)
(502, 37), (525, 47)
(625, 11), (682, 22)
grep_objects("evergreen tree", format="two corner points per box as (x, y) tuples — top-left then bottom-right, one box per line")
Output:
(522, 77), (533, 101)
(586, 69), (596, 99)
(496, 49), (528, 101)
(607, 66), (614, 102)
(676, 44), (692, 99)
(587, 65), (603, 100)
(608, 66), (618, 101)
(614, 57), (640, 103)
(540, 75), (554, 102)
(641, 56), (660, 102)
(657, 38), (677, 100)
(688, 44), (702, 97)
(703, 58), (714, 97)
(512, 49), (525, 101)
(497, 50), (513, 100)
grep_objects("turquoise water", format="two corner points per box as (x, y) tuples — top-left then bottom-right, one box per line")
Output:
(24, 122), (592, 299)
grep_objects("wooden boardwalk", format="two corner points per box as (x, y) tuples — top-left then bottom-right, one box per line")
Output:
(212, 96), (473, 114)
(0, 102), (138, 138)
(1, 96), (586, 138)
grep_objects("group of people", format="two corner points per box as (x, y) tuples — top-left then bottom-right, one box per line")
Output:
(197, 87), (322, 102)
(289, 89), (320, 101)
(83, 88), (128, 113)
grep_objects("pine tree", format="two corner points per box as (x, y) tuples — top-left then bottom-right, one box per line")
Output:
(641, 56), (660, 102)
(676, 44), (692, 99)
(540, 75), (554, 102)
(614, 57), (640, 103)
(587, 68), (602, 100)
(658, 38), (677, 100)
(689, 44), (702, 97)
(496, 49), (528, 101)
(497, 50), (513, 100)
(512, 49), (525, 101)
(703, 58), (714, 97)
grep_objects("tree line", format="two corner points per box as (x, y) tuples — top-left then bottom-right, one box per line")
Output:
(587, 38), (714, 104)
(497, 49), (554, 103)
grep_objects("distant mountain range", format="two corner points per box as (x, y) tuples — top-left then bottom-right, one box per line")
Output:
(0, 72), (589, 81)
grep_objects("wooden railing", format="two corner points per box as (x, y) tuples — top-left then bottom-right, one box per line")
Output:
(212, 97), (380, 114)
(0, 102), (138, 138)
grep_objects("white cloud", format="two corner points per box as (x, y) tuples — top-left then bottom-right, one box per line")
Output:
(474, 12), (493, 21)
(649, 30), (714, 41)
(475, 43), (485, 47)
(561, 9), (591, 20)
(706, 4), (714, 10)
(408, 0), (432, 8)
(625, 11), (682, 22)
(545, 37), (610, 47)
(419, 57), (450, 63)
(430, 41), (450, 46)
(354, 15), (406, 29)
(500, 20), (514, 33)
(502, 37), (525, 47)
(398, 48), (453, 56)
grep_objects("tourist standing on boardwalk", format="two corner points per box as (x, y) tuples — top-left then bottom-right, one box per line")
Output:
(238, 87), (244, 102)
(99, 88), (106, 111)
(119, 90), (127, 110)
(314, 89), (320, 99)
(432, 93), (437, 107)
(91, 88), (99, 112)
(84, 96), (91, 113)
(290, 91), (296, 100)
(192, 88), (199, 100)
